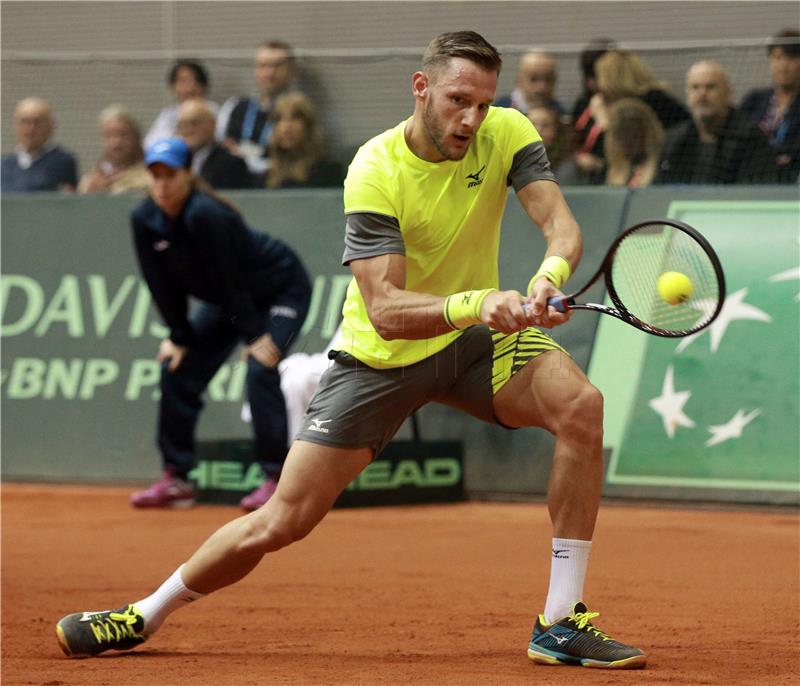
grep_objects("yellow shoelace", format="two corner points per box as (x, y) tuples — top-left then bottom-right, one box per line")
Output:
(572, 610), (613, 641)
(90, 606), (142, 645)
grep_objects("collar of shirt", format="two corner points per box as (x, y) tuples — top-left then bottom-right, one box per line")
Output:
(16, 143), (55, 169)
(191, 143), (214, 174)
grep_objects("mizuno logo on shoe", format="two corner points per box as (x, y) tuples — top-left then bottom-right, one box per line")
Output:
(79, 612), (101, 622)
(552, 549), (570, 558)
(550, 634), (569, 645)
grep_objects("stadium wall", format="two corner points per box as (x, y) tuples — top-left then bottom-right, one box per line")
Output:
(2, 1), (798, 168)
(2, 187), (798, 505)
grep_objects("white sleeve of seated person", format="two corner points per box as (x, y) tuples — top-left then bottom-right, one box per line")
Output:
(240, 325), (344, 441)
(215, 97), (237, 141)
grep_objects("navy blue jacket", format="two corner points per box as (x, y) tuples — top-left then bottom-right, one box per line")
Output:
(1, 146), (78, 192)
(131, 190), (307, 345)
(740, 88), (800, 183)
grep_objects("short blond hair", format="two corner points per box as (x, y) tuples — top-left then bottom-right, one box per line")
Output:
(98, 104), (141, 139)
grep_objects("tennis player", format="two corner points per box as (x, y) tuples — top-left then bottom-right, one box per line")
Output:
(56, 31), (645, 669)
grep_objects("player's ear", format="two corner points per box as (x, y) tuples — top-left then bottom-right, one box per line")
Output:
(411, 71), (429, 99)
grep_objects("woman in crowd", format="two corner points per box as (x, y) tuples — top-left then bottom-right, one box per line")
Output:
(260, 92), (343, 189)
(603, 98), (664, 188)
(595, 50), (690, 131)
(129, 137), (312, 512)
(526, 104), (573, 178)
(78, 105), (150, 194)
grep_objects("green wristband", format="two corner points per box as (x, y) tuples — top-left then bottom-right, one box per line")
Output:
(443, 289), (496, 330)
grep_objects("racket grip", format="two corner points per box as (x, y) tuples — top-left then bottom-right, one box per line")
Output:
(547, 296), (569, 313)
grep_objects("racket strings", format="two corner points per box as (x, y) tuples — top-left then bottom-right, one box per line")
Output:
(611, 225), (721, 334)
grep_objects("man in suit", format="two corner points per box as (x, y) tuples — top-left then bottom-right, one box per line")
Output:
(659, 60), (777, 184)
(176, 98), (252, 190)
(2, 97), (78, 192)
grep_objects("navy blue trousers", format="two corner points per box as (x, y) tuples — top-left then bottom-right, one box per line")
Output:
(157, 284), (310, 479)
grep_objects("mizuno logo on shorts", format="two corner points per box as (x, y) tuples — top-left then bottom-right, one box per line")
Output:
(153, 240), (171, 251)
(308, 418), (332, 433)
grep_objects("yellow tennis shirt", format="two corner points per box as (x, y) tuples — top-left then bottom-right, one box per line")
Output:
(340, 106), (551, 368)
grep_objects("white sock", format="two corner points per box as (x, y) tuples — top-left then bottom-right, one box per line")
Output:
(133, 564), (205, 636)
(543, 538), (592, 625)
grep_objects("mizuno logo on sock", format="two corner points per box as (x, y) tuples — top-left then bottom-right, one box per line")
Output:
(552, 549), (570, 558)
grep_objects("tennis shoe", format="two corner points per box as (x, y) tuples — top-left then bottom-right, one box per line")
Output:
(130, 471), (195, 508)
(239, 476), (278, 511)
(56, 604), (146, 657)
(527, 602), (646, 669)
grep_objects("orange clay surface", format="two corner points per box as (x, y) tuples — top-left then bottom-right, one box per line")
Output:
(2, 483), (798, 686)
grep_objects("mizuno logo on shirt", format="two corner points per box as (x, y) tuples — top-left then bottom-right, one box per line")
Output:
(153, 240), (171, 251)
(466, 165), (485, 188)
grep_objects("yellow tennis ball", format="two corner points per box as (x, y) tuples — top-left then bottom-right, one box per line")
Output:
(657, 271), (694, 305)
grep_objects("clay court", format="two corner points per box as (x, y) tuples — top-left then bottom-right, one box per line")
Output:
(2, 484), (798, 685)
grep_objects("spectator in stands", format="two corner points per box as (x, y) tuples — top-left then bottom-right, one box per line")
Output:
(740, 28), (800, 183)
(526, 105), (571, 176)
(177, 98), (252, 189)
(571, 38), (616, 124)
(78, 105), (149, 194)
(216, 40), (299, 175)
(571, 38), (616, 173)
(495, 50), (565, 115)
(258, 92), (343, 189)
(604, 98), (664, 188)
(595, 50), (690, 132)
(144, 59), (218, 148)
(1, 97), (77, 193)
(659, 60), (777, 184)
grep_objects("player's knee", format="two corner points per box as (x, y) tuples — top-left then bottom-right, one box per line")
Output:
(238, 510), (309, 555)
(556, 383), (604, 443)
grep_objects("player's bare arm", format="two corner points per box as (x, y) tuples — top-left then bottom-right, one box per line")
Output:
(350, 252), (529, 339)
(517, 179), (583, 328)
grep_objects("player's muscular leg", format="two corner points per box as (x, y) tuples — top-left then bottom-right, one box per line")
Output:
(183, 442), (373, 593)
(493, 350), (604, 540)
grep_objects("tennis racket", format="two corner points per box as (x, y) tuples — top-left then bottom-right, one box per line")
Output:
(530, 219), (726, 338)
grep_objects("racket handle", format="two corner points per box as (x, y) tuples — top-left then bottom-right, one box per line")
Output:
(522, 296), (571, 314)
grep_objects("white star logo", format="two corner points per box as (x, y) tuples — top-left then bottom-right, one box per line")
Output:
(648, 365), (695, 438)
(769, 266), (800, 302)
(676, 288), (771, 354)
(705, 408), (762, 447)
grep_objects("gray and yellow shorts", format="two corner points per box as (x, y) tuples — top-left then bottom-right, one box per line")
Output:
(295, 325), (566, 456)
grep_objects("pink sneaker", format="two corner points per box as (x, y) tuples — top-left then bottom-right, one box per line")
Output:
(239, 477), (278, 511)
(130, 472), (195, 508)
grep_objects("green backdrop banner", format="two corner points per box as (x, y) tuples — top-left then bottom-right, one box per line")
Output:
(590, 192), (800, 504)
(0, 188), (624, 490)
(3, 187), (797, 504)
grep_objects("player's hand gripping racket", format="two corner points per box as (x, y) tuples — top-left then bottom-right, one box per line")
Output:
(537, 219), (726, 337)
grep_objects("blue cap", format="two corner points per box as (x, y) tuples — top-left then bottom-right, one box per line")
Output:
(144, 137), (192, 169)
